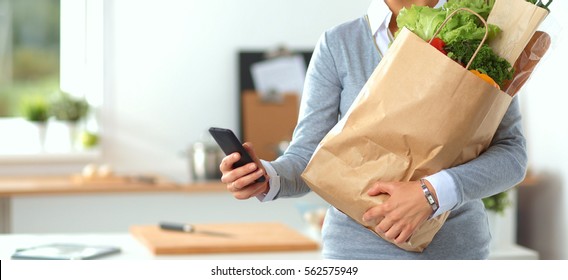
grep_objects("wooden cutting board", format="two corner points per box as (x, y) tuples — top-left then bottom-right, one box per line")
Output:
(130, 222), (319, 255)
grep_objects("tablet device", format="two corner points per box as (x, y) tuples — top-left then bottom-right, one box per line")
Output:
(11, 243), (121, 260)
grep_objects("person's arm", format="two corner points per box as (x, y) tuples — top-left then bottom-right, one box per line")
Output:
(363, 96), (527, 243)
(439, 95), (527, 207)
(423, 170), (456, 217)
(425, 95), (527, 217)
(255, 159), (280, 202)
(267, 30), (344, 200)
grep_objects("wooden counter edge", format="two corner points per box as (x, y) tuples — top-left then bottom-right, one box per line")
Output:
(1, 174), (539, 197)
(0, 176), (227, 197)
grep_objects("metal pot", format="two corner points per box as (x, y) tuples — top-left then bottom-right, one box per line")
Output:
(187, 141), (224, 181)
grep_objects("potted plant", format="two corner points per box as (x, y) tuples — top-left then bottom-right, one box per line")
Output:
(49, 91), (89, 123)
(483, 191), (511, 215)
(20, 95), (50, 151)
(49, 91), (90, 150)
(20, 95), (50, 122)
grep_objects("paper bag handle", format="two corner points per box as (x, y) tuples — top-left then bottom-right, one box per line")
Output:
(429, 8), (489, 70)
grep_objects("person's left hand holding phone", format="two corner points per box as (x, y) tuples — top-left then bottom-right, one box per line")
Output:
(209, 127), (269, 200)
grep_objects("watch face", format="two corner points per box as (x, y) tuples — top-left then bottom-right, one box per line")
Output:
(420, 180), (438, 212)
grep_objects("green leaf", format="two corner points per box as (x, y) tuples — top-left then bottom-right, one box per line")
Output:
(20, 95), (50, 122)
(49, 91), (90, 122)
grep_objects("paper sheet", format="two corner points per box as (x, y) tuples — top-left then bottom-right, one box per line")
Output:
(250, 55), (306, 100)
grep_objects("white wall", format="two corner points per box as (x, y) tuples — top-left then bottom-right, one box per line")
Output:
(9, 0), (369, 234)
(517, 1), (568, 260)
(103, 0), (371, 180)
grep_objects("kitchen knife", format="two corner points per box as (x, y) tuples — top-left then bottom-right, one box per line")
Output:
(159, 222), (233, 238)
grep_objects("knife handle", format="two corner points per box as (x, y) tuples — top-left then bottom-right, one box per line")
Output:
(159, 222), (194, 233)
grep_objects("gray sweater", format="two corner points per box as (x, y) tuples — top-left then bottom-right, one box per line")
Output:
(269, 17), (527, 259)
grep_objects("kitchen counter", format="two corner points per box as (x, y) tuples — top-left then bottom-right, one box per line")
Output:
(0, 175), (226, 197)
(0, 175), (226, 233)
(0, 233), (538, 260)
(0, 232), (322, 260)
(0, 175), (541, 260)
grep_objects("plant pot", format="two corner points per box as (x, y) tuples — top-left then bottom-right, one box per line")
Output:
(32, 121), (48, 152)
(62, 121), (79, 151)
(487, 210), (503, 249)
(486, 189), (517, 250)
(487, 209), (514, 250)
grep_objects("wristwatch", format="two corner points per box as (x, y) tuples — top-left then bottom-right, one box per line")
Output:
(420, 179), (439, 215)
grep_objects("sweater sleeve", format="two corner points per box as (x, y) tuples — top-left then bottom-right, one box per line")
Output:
(269, 31), (343, 199)
(445, 95), (528, 209)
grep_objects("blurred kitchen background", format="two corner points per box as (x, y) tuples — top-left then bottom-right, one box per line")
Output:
(0, 0), (567, 259)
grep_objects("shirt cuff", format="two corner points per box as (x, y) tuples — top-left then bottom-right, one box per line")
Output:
(424, 170), (458, 218)
(255, 160), (280, 202)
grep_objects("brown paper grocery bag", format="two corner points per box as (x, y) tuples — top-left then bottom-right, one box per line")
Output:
(487, 0), (549, 66)
(301, 27), (512, 252)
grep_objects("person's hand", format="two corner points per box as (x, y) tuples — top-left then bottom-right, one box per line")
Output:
(219, 142), (269, 200)
(362, 180), (437, 244)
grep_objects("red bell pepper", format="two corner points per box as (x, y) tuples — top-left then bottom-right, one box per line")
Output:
(430, 37), (447, 55)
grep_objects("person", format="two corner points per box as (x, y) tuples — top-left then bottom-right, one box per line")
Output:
(219, 0), (527, 259)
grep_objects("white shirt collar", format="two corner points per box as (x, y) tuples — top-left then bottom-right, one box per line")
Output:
(366, 0), (391, 37)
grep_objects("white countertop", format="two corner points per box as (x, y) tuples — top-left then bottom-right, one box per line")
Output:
(0, 233), (323, 260)
(0, 233), (538, 260)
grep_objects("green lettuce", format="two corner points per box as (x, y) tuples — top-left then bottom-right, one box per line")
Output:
(396, 6), (446, 43)
(395, 0), (500, 45)
(438, 12), (501, 45)
(444, 0), (495, 19)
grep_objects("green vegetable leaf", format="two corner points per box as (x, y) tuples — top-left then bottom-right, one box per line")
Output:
(396, 5), (446, 42)
(394, 0), (514, 88)
(439, 16), (501, 45)
(444, 0), (495, 19)
(446, 40), (514, 87)
(395, 0), (499, 44)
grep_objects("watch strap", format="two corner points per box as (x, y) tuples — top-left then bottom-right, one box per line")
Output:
(420, 178), (439, 216)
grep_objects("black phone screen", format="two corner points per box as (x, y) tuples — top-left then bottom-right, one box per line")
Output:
(208, 127), (265, 183)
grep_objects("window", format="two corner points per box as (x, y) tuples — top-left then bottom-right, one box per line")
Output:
(1, 0), (60, 116)
(0, 0), (102, 160)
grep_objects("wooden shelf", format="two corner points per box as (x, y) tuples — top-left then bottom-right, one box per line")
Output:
(0, 175), (226, 197)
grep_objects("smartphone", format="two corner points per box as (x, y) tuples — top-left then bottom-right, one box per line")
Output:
(208, 127), (266, 183)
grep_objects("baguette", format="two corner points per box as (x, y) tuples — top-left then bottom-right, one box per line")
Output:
(503, 31), (551, 97)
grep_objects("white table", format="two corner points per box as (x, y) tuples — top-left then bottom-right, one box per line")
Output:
(0, 233), (323, 260)
(0, 233), (538, 260)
